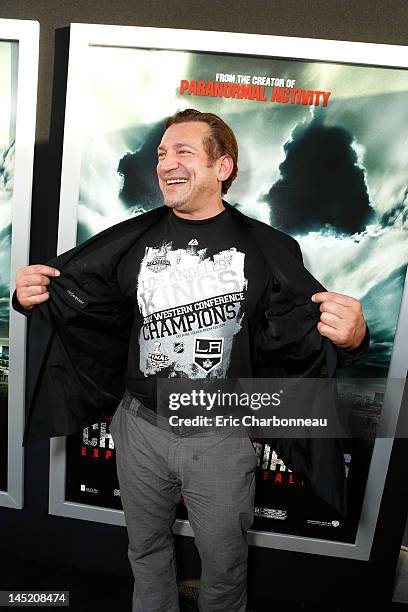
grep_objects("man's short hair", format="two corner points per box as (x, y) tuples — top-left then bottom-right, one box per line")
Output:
(164, 109), (238, 194)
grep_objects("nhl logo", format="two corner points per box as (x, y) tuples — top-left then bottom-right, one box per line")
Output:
(173, 342), (185, 354)
(148, 341), (169, 370)
(194, 338), (223, 373)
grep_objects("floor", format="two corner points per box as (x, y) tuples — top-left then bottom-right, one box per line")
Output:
(0, 554), (407, 611)
(394, 548), (408, 605)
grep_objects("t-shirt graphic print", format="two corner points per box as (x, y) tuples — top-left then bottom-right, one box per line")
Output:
(137, 235), (247, 379)
(118, 207), (269, 411)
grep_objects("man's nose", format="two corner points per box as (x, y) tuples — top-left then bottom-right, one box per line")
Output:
(159, 154), (179, 172)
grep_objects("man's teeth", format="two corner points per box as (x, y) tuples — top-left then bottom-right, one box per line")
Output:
(166, 178), (188, 184)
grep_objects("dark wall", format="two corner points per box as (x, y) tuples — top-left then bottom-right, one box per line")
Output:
(1, 0), (408, 606)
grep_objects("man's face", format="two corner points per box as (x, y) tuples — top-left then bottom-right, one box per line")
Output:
(156, 121), (222, 212)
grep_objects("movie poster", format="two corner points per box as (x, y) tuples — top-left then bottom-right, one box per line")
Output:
(0, 40), (16, 492)
(64, 45), (408, 541)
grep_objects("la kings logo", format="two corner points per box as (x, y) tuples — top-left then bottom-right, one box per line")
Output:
(194, 338), (224, 373)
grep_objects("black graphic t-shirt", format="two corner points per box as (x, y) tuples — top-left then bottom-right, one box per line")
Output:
(117, 206), (270, 412)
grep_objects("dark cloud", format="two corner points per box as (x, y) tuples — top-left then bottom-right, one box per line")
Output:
(264, 114), (374, 234)
(117, 121), (164, 211)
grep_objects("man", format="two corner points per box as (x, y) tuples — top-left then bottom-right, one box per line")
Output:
(15, 109), (368, 612)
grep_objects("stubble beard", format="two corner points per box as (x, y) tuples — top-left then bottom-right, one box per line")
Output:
(162, 181), (195, 212)
(163, 193), (191, 210)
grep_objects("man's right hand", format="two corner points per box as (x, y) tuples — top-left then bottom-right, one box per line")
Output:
(15, 265), (60, 310)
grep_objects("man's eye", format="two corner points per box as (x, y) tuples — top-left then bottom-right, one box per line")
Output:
(179, 149), (191, 155)
(157, 152), (165, 160)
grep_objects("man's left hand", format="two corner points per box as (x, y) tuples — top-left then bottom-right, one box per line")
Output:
(311, 292), (367, 350)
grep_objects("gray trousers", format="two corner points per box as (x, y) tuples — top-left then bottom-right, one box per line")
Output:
(109, 391), (257, 612)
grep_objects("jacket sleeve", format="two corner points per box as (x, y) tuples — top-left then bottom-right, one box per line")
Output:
(11, 290), (33, 317)
(334, 327), (370, 368)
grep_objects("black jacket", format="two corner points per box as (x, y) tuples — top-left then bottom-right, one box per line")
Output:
(14, 202), (368, 514)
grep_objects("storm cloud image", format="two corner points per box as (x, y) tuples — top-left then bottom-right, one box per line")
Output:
(265, 114), (374, 234)
(75, 47), (408, 375)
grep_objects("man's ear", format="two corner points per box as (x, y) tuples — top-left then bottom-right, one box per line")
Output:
(217, 155), (234, 183)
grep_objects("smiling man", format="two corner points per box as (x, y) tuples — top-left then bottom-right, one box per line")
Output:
(15, 109), (368, 612)
(156, 119), (233, 218)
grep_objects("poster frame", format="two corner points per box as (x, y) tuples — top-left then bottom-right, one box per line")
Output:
(0, 18), (39, 510)
(48, 23), (408, 559)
